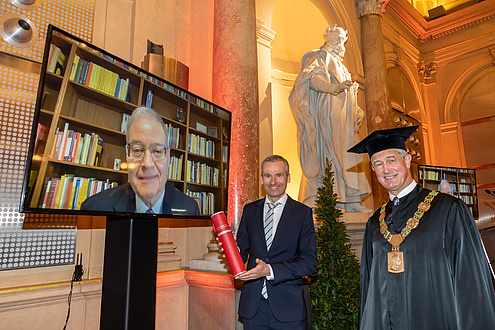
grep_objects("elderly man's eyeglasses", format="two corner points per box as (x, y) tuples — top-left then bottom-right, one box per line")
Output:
(126, 143), (168, 161)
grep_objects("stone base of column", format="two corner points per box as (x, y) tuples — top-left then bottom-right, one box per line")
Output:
(189, 240), (229, 273)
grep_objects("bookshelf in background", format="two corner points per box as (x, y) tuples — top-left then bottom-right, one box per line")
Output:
(29, 28), (231, 216)
(418, 165), (478, 218)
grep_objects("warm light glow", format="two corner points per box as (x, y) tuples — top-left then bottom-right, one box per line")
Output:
(120, 162), (128, 170)
(409, 0), (480, 18)
(271, 84), (302, 200)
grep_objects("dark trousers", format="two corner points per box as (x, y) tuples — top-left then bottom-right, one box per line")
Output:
(242, 296), (306, 330)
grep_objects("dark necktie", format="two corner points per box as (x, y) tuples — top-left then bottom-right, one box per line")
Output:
(145, 208), (154, 214)
(262, 202), (280, 299)
(264, 202), (279, 250)
(389, 197), (399, 230)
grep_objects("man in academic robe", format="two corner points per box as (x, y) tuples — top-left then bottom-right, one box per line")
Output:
(81, 106), (199, 216)
(348, 126), (495, 329)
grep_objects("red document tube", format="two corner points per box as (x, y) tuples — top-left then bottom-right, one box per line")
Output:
(211, 211), (246, 277)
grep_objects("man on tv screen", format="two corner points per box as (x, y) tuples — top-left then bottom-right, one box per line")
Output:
(81, 106), (200, 216)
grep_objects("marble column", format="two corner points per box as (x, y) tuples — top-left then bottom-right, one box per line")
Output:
(212, 0), (260, 231)
(356, 0), (393, 208)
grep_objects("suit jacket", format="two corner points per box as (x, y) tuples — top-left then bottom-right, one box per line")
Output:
(236, 196), (317, 322)
(81, 182), (200, 216)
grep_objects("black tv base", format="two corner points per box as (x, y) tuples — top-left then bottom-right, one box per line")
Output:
(99, 216), (158, 329)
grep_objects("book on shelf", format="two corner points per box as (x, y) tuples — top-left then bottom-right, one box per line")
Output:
(46, 44), (57, 71)
(69, 57), (131, 101)
(93, 136), (104, 167)
(47, 45), (66, 75)
(73, 133), (83, 163)
(33, 123), (48, 156)
(54, 174), (74, 209)
(75, 178), (89, 210)
(86, 133), (101, 166)
(188, 133), (215, 158)
(76, 133), (89, 164)
(165, 124), (180, 148)
(63, 176), (77, 209)
(85, 62), (94, 87)
(69, 55), (80, 80)
(186, 190), (215, 215)
(73, 58), (85, 84)
(41, 177), (59, 208)
(88, 63), (101, 89)
(39, 178), (51, 208)
(125, 78), (131, 102)
(114, 78), (121, 98)
(53, 123), (69, 160)
(168, 155), (183, 180)
(62, 129), (76, 162)
(50, 125), (104, 167)
(222, 145), (228, 162)
(40, 175), (118, 210)
(145, 89), (153, 107)
(79, 59), (91, 85)
(70, 178), (81, 210)
(186, 160), (219, 186)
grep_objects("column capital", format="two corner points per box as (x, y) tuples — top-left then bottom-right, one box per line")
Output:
(490, 47), (495, 64)
(356, 0), (390, 18)
(393, 46), (403, 66)
(417, 61), (437, 84)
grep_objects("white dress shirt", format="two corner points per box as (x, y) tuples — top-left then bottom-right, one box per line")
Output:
(264, 193), (288, 280)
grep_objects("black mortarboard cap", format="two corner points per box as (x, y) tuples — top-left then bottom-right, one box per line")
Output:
(347, 125), (419, 158)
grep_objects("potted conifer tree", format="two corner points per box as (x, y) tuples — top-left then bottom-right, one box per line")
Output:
(309, 160), (361, 329)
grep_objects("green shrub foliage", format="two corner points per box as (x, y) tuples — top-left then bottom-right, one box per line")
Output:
(310, 160), (360, 330)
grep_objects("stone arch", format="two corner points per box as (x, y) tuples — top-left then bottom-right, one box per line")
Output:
(268, 0), (363, 77)
(444, 57), (494, 124)
(384, 50), (426, 122)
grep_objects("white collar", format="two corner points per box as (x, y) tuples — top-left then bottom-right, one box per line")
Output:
(136, 189), (165, 214)
(265, 193), (288, 207)
(389, 180), (417, 201)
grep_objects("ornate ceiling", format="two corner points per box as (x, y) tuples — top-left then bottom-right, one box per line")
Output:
(410, 0), (483, 19)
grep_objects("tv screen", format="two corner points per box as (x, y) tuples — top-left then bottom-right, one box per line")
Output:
(20, 25), (231, 218)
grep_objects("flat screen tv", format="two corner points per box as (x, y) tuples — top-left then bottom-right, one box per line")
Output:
(20, 25), (231, 218)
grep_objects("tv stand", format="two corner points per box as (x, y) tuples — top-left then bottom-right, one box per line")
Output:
(100, 216), (158, 329)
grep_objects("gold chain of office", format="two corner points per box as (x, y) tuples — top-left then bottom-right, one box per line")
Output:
(379, 190), (439, 273)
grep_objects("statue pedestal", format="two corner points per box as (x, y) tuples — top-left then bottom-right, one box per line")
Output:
(189, 240), (229, 273)
(313, 211), (369, 262)
(341, 212), (370, 262)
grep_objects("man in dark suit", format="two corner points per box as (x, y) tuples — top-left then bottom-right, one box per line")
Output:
(235, 155), (317, 329)
(81, 181), (199, 215)
(81, 106), (199, 216)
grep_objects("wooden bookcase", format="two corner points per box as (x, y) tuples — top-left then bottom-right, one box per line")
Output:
(418, 165), (478, 218)
(28, 28), (231, 216)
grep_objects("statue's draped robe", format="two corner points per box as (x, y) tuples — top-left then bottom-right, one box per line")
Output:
(289, 48), (370, 206)
(360, 185), (495, 329)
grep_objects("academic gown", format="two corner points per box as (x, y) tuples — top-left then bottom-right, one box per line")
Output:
(360, 185), (495, 329)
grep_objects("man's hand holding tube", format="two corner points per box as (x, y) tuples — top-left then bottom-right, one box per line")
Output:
(217, 239), (271, 281)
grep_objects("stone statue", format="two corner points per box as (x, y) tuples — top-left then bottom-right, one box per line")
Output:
(289, 25), (370, 212)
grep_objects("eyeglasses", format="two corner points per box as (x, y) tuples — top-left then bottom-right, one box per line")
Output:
(126, 142), (168, 161)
